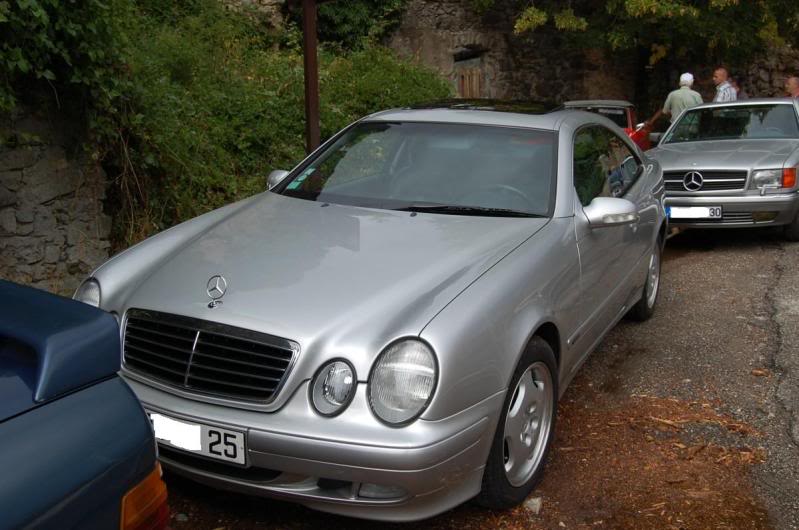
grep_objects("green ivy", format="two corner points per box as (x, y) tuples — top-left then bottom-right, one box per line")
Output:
(0, 0), (133, 138)
(288, 0), (409, 50)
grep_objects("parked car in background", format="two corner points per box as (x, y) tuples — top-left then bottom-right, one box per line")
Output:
(0, 281), (168, 530)
(74, 101), (666, 522)
(563, 100), (652, 151)
(646, 98), (799, 239)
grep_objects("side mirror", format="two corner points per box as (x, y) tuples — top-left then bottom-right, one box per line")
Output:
(583, 197), (638, 228)
(267, 169), (290, 190)
(649, 132), (663, 144)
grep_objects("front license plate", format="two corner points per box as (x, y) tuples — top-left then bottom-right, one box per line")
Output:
(147, 412), (246, 465)
(667, 206), (722, 219)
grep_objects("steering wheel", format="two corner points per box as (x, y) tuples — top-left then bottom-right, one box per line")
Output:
(461, 184), (536, 211)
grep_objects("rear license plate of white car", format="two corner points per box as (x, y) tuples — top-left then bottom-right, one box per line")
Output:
(147, 411), (246, 465)
(667, 206), (722, 219)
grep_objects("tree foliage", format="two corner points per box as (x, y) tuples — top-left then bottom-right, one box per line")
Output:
(489, 0), (799, 65)
(287, 0), (409, 50)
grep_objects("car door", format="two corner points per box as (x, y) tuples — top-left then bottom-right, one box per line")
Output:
(568, 125), (645, 372)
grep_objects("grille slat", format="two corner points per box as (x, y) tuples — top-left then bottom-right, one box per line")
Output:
(196, 337), (294, 363)
(126, 343), (191, 367)
(189, 361), (282, 383)
(126, 322), (197, 344)
(127, 334), (194, 357)
(125, 356), (188, 378)
(664, 170), (747, 192)
(187, 373), (276, 392)
(124, 309), (297, 403)
(192, 350), (288, 373)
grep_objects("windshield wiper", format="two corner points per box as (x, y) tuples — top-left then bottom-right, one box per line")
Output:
(394, 204), (545, 218)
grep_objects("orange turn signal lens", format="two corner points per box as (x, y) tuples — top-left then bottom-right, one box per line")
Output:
(120, 463), (169, 530)
(783, 168), (797, 188)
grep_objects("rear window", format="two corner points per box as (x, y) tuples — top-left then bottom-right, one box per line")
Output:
(573, 107), (628, 129)
(664, 104), (799, 143)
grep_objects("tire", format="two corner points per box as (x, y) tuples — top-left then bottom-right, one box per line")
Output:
(784, 212), (799, 242)
(475, 337), (558, 510)
(627, 238), (661, 322)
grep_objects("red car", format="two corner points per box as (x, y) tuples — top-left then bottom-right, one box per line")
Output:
(563, 100), (652, 151)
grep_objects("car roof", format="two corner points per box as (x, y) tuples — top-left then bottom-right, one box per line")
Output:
(689, 97), (798, 110)
(563, 99), (634, 108)
(365, 100), (575, 130)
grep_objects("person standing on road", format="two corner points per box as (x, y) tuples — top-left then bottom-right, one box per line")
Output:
(730, 75), (749, 99)
(646, 72), (703, 127)
(713, 67), (737, 102)
(786, 76), (799, 98)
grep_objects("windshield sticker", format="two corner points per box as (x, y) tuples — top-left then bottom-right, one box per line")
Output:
(287, 167), (315, 189)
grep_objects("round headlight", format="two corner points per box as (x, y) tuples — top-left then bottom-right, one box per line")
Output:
(368, 340), (437, 426)
(311, 360), (355, 417)
(74, 278), (101, 307)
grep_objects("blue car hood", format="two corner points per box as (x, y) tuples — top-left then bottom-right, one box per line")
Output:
(0, 281), (121, 422)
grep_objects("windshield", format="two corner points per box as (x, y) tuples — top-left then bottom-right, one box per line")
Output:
(278, 122), (555, 217)
(573, 107), (629, 129)
(664, 104), (799, 143)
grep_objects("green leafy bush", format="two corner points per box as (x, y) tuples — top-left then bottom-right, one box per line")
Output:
(287, 0), (409, 50)
(113, 0), (450, 244)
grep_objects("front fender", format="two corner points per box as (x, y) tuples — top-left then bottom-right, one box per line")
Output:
(419, 218), (581, 421)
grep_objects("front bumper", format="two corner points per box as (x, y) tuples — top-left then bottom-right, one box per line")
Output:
(665, 191), (799, 228)
(125, 377), (502, 522)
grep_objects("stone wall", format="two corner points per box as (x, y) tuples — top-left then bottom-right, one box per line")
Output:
(387, 0), (637, 103)
(0, 108), (111, 295)
(744, 46), (799, 97)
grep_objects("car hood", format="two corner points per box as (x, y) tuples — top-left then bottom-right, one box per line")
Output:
(648, 139), (799, 170)
(120, 194), (547, 361)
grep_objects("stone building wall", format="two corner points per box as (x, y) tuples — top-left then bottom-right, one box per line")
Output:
(386, 0), (637, 103)
(744, 46), (799, 97)
(0, 108), (111, 295)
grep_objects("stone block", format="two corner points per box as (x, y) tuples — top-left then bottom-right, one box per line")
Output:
(33, 207), (57, 233)
(15, 204), (35, 223)
(0, 170), (23, 191)
(0, 207), (16, 235)
(0, 147), (39, 172)
(21, 152), (79, 204)
(0, 185), (14, 208)
(19, 241), (44, 265)
(44, 244), (61, 264)
(16, 222), (33, 236)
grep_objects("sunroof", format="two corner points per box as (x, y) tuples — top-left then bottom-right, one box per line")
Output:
(411, 99), (558, 115)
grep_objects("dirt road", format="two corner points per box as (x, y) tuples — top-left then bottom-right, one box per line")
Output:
(166, 228), (799, 529)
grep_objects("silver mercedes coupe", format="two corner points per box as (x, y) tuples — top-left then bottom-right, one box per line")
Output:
(647, 98), (799, 239)
(75, 102), (666, 521)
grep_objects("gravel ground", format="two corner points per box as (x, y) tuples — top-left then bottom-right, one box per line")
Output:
(165, 227), (799, 529)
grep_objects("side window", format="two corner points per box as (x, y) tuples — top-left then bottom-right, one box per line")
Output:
(573, 126), (641, 207)
(604, 130), (641, 197)
(573, 127), (611, 206)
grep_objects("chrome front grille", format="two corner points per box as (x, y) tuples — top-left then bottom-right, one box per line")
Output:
(123, 309), (297, 403)
(664, 170), (747, 192)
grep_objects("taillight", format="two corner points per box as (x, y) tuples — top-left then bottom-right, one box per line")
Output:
(120, 463), (169, 530)
(783, 168), (797, 188)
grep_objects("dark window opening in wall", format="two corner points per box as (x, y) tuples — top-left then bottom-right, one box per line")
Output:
(454, 45), (486, 99)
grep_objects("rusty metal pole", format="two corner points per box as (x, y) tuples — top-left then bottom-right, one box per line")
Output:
(302, 0), (320, 153)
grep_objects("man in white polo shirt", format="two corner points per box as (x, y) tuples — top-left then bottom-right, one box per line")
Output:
(647, 72), (703, 126)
